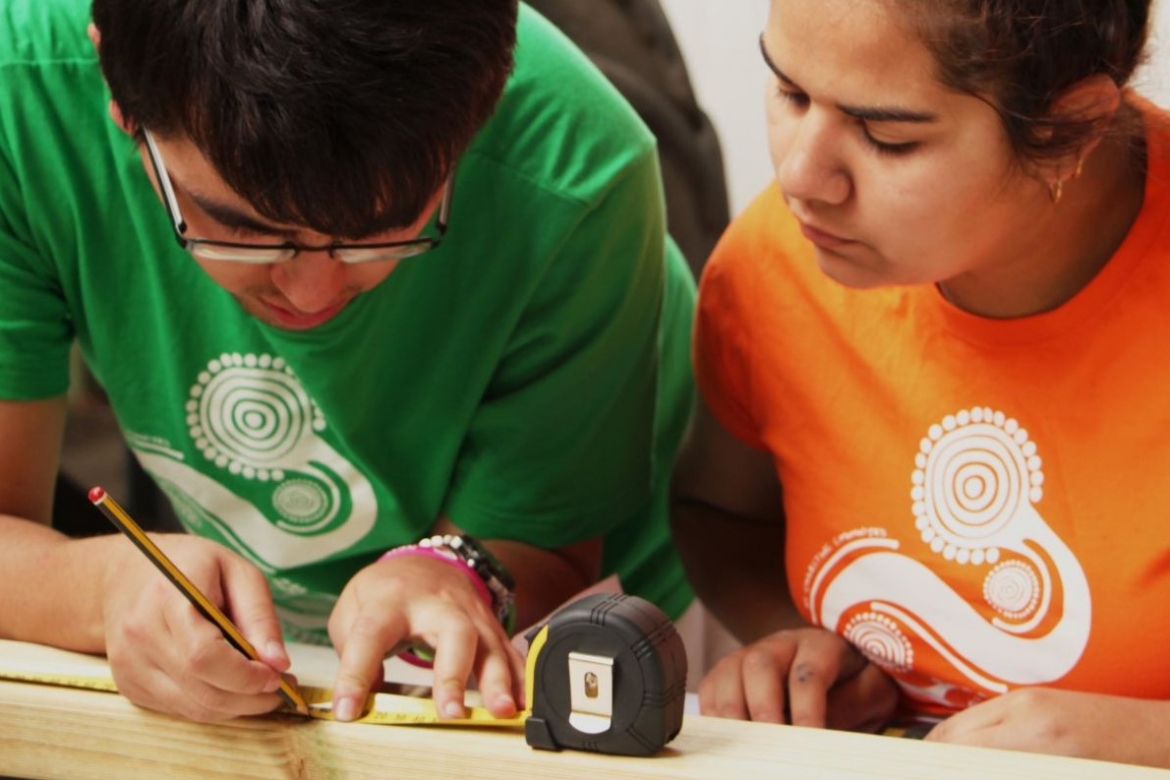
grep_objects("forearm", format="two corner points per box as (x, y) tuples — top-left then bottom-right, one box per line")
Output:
(671, 499), (804, 644)
(928, 688), (1170, 769)
(428, 517), (599, 632)
(0, 515), (118, 652)
(480, 538), (599, 632)
(1101, 697), (1170, 768)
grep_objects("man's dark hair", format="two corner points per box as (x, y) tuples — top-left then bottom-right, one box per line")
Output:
(91, 0), (518, 237)
(897, 0), (1150, 170)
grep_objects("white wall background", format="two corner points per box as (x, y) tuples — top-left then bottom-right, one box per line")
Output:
(660, 0), (1170, 218)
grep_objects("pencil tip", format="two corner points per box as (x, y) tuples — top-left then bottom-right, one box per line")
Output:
(87, 486), (106, 503)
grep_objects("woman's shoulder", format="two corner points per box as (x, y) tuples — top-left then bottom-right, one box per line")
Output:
(700, 183), (821, 308)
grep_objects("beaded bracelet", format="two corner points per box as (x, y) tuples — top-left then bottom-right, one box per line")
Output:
(377, 544), (495, 668)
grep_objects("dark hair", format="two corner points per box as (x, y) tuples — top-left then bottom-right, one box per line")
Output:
(91, 0), (518, 237)
(896, 0), (1151, 169)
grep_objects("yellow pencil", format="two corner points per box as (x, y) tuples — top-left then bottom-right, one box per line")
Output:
(88, 485), (309, 715)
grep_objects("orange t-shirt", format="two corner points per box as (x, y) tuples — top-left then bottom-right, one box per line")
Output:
(695, 104), (1170, 714)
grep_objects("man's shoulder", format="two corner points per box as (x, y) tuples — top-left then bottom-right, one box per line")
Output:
(0, 0), (93, 66)
(464, 4), (657, 204)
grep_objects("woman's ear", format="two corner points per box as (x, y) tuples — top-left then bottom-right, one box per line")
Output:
(1041, 74), (1123, 192)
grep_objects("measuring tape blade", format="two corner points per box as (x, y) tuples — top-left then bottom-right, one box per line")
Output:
(0, 668), (120, 695)
(299, 685), (526, 728)
(0, 661), (523, 728)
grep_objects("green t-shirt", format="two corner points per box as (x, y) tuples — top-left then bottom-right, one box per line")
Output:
(0, 0), (695, 638)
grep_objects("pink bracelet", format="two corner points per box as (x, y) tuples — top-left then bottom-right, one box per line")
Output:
(378, 545), (494, 667)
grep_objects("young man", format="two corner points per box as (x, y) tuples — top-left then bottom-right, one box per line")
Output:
(0, 0), (694, 724)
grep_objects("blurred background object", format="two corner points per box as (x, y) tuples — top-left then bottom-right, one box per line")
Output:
(529, 0), (730, 278)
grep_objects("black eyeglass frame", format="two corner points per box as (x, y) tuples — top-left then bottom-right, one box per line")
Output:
(140, 129), (454, 264)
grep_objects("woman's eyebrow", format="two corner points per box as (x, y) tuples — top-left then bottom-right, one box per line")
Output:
(758, 33), (938, 124)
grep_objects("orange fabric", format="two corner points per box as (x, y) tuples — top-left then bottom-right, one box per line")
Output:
(695, 102), (1170, 715)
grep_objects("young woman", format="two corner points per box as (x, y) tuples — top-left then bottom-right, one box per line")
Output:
(672, 0), (1170, 766)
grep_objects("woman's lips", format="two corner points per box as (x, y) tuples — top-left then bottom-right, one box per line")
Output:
(799, 221), (854, 249)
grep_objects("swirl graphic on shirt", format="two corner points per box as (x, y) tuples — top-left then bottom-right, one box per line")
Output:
(131, 353), (377, 575)
(803, 408), (1091, 706)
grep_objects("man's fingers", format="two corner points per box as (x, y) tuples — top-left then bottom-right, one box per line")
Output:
(332, 611), (408, 722)
(111, 646), (283, 721)
(470, 636), (520, 717)
(429, 620), (479, 719)
(161, 591), (283, 695)
(222, 558), (289, 671)
(506, 640), (527, 709)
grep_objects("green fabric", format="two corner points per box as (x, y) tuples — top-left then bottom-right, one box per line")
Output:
(0, 0), (694, 637)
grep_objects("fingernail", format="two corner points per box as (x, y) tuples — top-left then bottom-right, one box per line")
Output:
(334, 696), (359, 722)
(262, 675), (281, 693)
(266, 641), (289, 664)
(443, 701), (465, 719)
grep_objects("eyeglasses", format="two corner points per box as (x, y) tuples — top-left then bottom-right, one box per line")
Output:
(141, 130), (453, 264)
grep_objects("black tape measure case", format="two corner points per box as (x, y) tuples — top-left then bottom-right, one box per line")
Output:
(524, 592), (687, 757)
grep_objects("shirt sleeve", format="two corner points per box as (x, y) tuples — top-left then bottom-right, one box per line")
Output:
(442, 150), (668, 547)
(693, 202), (766, 451)
(0, 148), (73, 400)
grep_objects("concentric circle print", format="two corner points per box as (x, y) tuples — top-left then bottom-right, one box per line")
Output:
(187, 356), (324, 477)
(911, 409), (1043, 563)
(844, 612), (913, 673)
(983, 560), (1041, 621)
(272, 479), (332, 532)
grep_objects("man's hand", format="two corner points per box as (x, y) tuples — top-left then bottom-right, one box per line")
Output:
(101, 535), (290, 722)
(926, 688), (1170, 767)
(327, 552), (525, 722)
(699, 626), (897, 732)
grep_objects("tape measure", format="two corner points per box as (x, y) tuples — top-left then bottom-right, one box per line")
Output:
(0, 593), (686, 756)
(523, 592), (687, 757)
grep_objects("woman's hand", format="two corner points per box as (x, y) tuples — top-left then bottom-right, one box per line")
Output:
(699, 626), (898, 731)
(328, 552), (525, 722)
(926, 688), (1170, 767)
(101, 535), (290, 722)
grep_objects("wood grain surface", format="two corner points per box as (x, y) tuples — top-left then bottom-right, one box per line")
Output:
(2, 640), (1167, 780)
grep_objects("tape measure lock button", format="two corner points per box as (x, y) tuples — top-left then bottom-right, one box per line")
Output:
(525, 592), (687, 757)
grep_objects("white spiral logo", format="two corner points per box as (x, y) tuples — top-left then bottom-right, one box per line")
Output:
(844, 612), (913, 673)
(186, 354), (325, 480)
(911, 408), (1043, 564)
(983, 560), (1041, 621)
(272, 479), (331, 532)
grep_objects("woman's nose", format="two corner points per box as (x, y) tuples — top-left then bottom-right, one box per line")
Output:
(775, 114), (851, 206)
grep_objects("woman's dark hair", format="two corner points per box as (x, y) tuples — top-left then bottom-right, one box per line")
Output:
(896, 0), (1151, 169)
(91, 0), (518, 237)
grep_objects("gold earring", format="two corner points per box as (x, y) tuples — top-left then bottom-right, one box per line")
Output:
(1049, 178), (1063, 204)
(1074, 155), (1086, 179)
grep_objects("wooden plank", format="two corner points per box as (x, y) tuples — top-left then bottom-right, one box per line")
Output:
(2, 643), (1167, 779)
